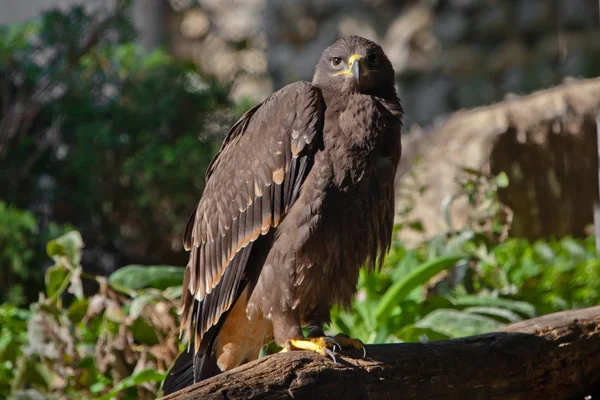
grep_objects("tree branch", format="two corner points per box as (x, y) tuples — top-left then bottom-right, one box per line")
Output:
(163, 306), (600, 400)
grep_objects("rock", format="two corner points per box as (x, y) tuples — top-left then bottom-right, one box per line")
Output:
(443, 45), (484, 78)
(180, 9), (210, 39)
(473, 2), (511, 40)
(164, 0), (600, 128)
(229, 75), (273, 103)
(338, 15), (379, 43)
(558, 0), (598, 28)
(453, 77), (497, 109)
(434, 10), (468, 43)
(396, 77), (600, 246)
(384, 6), (437, 73)
(402, 75), (453, 126)
(486, 40), (529, 77)
(516, 0), (553, 34)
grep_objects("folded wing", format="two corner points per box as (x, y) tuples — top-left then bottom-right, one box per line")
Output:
(179, 82), (324, 352)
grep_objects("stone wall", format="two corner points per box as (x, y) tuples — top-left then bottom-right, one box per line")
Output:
(167, 0), (600, 127)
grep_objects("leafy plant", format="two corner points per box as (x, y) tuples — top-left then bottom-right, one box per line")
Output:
(0, 1), (233, 283)
(4, 230), (184, 399)
(0, 202), (69, 305)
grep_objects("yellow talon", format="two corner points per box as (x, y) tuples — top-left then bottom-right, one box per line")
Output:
(279, 335), (366, 363)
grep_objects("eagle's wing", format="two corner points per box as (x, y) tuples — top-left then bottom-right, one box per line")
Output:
(179, 81), (324, 351)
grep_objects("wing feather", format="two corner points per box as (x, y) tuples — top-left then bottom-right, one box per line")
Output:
(180, 82), (324, 350)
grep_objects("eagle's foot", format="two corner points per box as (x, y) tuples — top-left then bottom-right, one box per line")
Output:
(333, 333), (367, 358)
(281, 336), (340, 362)
(279, 334), (366, 363)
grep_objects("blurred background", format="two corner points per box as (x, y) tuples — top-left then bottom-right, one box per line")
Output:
(1, 0), (600, 399)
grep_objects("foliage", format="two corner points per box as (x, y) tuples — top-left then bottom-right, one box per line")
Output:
(328, 229), (600, 344)
(328, 170), (599, 344)
(1, 3), (599, 399)
(4, 228), (598, 398)
(0, 1), (233, 289)
(0, 202), (69, 305)
(3, 231), (182, 400)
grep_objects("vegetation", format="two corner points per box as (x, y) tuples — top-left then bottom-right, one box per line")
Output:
(0, 1), (231, 305)
(1, 2), (598, 400)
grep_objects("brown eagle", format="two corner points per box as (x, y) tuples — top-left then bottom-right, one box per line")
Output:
(163, 35), (402, 394)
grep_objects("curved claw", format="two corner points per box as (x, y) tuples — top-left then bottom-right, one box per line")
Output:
(359, 341), (367, 358)
(322, 336), (342, 353)
(333, 333), (367, 358)
(324, 347), (337, 364)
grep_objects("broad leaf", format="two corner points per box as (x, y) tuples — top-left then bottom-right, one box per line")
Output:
(376, 255), (466, 322)
(44, 265), (68, 300)
(451, 295), (536, 318)
(46, 231), (84, 266)
(416, 309), (505, 338)
(98, 369), (165, 400)
(396, 326), (450, 343)
(463, 306), (522, 323)
(108, 265), (184, 291)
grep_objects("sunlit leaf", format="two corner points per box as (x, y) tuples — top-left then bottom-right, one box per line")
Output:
(44, 265), (68, 300)
(451, 295), (536, 319)
(416, 309), (505, 338)
(396, 326), (450, 343)
(463, 306), (522, 323)
(98, 369), (165, 400)
(129, 292), (159, 319)
(376, 255), (466, 322)
(46, 231), (84, 266)
(108, 265), (184, 291)
(494, 172), (509, 188)
(67, 298), (89, 324)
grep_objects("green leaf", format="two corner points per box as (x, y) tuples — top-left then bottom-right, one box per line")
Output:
(67, 298), (89, 324)
(131, 318), (159, 345)
(44, 265), (68, 300)
(416, 309), (505, 338)
(163, 285), (183, 299)
(451, 295), (536, 319)
(129, 292), (159, 319)
(108, 265), (184, 291)
(46, 231), (84, 266)
(376, 255), (466, 323)
(396, 326), (450, 343)
(494, 171), (509, 188)
(98, 369), (165, 400)
(463, 306), (522, 323)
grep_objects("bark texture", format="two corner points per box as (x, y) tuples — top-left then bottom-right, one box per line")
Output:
(162, 306), (600, 400)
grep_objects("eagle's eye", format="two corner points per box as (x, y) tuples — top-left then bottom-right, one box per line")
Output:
(367, 52), (379, 65)
(331, 57), (342, 68)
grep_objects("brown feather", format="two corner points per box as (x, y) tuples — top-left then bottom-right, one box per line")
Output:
(179, 81), (324, 348)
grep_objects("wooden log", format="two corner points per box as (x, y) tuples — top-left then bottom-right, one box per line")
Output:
(162, 306), (600, 400)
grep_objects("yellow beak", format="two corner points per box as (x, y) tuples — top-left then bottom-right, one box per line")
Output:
(348, 55), (364, 84)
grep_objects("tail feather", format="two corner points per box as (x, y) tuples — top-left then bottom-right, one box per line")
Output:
(162, 327), (222, 396)
(163, 286), (248, 396)
(162, 349), (194, 395)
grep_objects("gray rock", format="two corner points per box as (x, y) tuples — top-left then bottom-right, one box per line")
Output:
(474, 2), (511, 40)
(516, 0), (553, 34)
(434, 10), (469, 43)
(453, 77), (497, 109)
(558, 0), (598, 28)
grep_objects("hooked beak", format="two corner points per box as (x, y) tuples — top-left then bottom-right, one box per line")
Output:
(349, 54), (364, 85)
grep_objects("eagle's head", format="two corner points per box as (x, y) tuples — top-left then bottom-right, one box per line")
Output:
(312, 35), (396, 97)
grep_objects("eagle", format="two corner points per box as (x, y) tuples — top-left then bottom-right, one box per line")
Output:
(163, 35), (402, 394)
